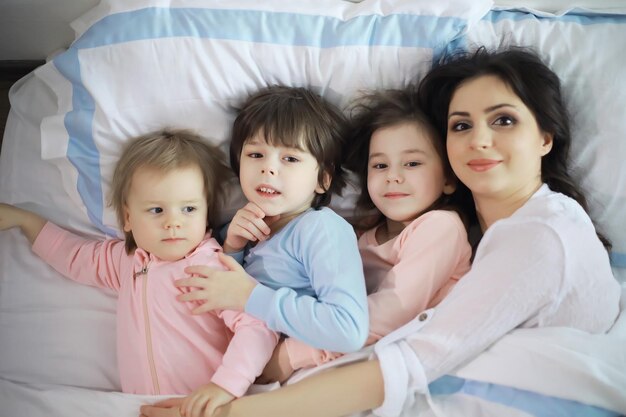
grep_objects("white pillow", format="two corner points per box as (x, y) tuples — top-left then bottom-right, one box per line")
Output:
(0, 0), (490, 390)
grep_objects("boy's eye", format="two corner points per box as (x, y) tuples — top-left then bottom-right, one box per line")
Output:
(493, 115), (516, 126)
(182, 206), (196, 214)
(148, 207), (163, 214)
(449, 121), (471, 132)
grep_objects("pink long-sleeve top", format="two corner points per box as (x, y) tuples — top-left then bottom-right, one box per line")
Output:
(32, 222), (278, 396)
(284, 210), (472, 369)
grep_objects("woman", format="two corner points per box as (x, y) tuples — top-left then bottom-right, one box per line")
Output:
(140, 48), (621, 417)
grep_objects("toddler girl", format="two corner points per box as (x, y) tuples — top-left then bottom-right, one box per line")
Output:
(0, 129), (278, 414)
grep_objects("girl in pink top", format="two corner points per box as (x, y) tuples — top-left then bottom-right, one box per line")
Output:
(258, 89), (472, 383)
(0, 129), (278, 415)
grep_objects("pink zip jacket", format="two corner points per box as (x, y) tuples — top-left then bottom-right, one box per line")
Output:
(32, 222), (278, 396)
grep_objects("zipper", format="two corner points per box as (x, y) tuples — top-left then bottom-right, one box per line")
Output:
(137, 262), (160, 394)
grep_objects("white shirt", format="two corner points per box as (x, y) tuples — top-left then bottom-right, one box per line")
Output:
(373, 184), (622, 417)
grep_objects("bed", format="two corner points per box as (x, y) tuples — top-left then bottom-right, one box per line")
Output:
(0, 1), (625, 416)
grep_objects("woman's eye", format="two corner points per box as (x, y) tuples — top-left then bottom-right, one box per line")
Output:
(493, 115), (515, 126)
(449, 121), (471, 132)
(148, 207), (163, 214)
(182, 206), (196, 214)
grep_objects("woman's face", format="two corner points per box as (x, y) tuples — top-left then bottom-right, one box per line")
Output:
(446, 74), (553, 201)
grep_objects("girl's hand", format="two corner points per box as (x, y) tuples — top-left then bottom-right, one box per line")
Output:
(0, 203), (46, 244)
(176, 253), (257, 313)
(256, 339), (295, 384)
(223, 202), (279, 253)
(180, 383), (235, 417)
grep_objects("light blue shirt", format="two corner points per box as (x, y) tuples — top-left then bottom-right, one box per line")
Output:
(235, 207), (368, 353)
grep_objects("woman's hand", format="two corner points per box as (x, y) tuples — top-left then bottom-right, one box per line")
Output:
(176, 253), (257, 313)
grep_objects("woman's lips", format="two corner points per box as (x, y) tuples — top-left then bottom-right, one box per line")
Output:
(467, 159), (501, 172)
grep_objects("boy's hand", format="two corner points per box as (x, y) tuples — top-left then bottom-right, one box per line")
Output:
(0, 203), (46, 244)
(223, 203), (279, 253)
(180, 383), (235, 417)
(176, 253), (257, 312)
(256, 339), (295, 384)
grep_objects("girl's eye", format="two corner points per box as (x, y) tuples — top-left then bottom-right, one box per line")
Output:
(493, 115), (516, 126)
(283, 156), (300, 163)
(148, 207), (163, 214)
(182, 206), (196, 214)
(449, 121), (471, 132)
(405, 161), (422, 167)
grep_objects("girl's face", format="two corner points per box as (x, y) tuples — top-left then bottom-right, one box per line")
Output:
(446, 75), (553, 201)
(238, 133), (328, 217)
(367, 122), (454, 225)
(123, 165), (208, 261)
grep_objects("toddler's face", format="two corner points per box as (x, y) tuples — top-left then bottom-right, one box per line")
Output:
(123, 164), (208, 261)
(238, 133), (326, 218)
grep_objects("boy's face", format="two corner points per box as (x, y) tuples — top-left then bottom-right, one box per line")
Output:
(238, 133), (327, 217)
(123, 164), (208, 261)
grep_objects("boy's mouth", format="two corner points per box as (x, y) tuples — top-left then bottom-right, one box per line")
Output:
(257, 186), (281, 196)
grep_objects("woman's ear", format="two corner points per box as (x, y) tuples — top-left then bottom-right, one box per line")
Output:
(315, 171), (332, 194)
(540, 132), (554, 156)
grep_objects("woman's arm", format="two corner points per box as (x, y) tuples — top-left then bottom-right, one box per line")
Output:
(141, 360), (383, 417)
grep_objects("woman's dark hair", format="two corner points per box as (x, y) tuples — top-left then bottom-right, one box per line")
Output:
(417, 47), (610, 250)
(230, 85), (348, 209)
(345, 88), (462, 230)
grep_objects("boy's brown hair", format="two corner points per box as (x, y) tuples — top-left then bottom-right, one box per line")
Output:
(229, 85), (348, 209)
(109, 128), (231, 253)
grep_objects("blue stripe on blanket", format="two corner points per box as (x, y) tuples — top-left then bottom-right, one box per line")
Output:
(429, 375), (622, 417)
(52, 7), (466, 234)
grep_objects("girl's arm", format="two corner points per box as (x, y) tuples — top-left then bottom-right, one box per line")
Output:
(0, 203), (47, 244)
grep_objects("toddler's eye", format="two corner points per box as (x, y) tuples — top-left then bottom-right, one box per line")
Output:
(148, 207), (163, 214)
(247, 152), (263, 158)
(405, 161), (422, 167)
(372, 163), (387, 170)
(284, 156), (300, 163)
(182, 206), (196, 214)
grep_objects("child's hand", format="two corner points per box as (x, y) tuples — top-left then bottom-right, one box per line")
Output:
(176, 253), (257, 313)
(180, 383), (235, 417)
(256, 339), (295, 384)
(223, 202), (279, 253)
(0, 203), (46, 244)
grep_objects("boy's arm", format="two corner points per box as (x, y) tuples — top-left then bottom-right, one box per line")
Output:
(0, 203), (47, 244)
(246, 212), (369, 353)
